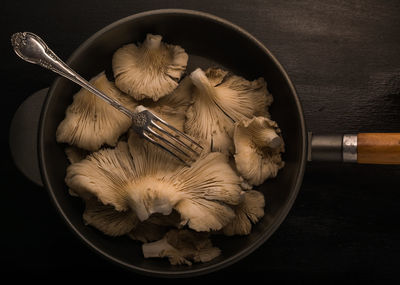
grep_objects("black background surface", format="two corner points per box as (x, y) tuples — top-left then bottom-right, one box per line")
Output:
(2, 0), (400, 283)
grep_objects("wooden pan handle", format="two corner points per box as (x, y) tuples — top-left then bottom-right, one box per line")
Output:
(358, 133), (400, 164)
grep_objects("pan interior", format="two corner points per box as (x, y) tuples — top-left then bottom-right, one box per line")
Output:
(39, 10), (306, 276)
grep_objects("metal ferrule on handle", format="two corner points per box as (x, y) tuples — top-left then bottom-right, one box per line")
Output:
(309, 133), (400, 164)
(308, 133), (357, 163)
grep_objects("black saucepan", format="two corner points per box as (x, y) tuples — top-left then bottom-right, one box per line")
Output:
(9, 9), (399, 277)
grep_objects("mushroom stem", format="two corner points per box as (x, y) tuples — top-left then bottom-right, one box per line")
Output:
(190, 68), (214, 95)
(252, 126), (282, 149)
(145, 34), (162, 50)
(268, 135), (283, 149)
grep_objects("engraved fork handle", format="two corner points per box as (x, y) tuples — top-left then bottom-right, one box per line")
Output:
(11, 32), (133, 118)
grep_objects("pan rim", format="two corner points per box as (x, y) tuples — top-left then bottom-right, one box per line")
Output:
(38, 8), (307, 277)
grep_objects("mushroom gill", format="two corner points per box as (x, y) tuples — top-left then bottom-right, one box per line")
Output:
(185, 68), (271, 154)
(233, 116), (285, 186)
(112, 34), (188, 101)
(56, 72), (136, 151)
(65, 134), (243, 232)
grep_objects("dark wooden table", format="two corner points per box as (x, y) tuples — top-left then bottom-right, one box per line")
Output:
(2, 0), (400, 282)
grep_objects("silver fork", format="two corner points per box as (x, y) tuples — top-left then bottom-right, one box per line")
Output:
(11, 32), (203, 166)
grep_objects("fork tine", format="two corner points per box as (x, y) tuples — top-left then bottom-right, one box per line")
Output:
(132, 107), (203, 165)
(144, 128), (195, 164)
(151, 115), (203, 150)
(142, 132), (191, 166)
(149, 120), (200, 155)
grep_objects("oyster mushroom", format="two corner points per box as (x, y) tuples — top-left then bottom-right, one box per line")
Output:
(66, 149), (139, 237)
(223, 190), (265, 236)
(65, 135), (243, 232)
(64, 146), (88, 198)
(65, 142), (136, 211)
(234, 116), (285, 186)
(112, 34), (188, 101)
(56, 72), (136, 151)
(185, 68), (271, 153)
(142, 229), (221, 265)
(127, 132), (243, 231)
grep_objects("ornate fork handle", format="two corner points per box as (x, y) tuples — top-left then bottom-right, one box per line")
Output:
(11, 32), (132, 118)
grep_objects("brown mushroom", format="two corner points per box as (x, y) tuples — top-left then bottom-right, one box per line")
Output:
(112, 34), (188, 101)
(142, 229), (221, 265)
(65, 134), (243, 233)
(223, 190), (265, 236)
(185, 68), (271, 153)
(234, 116), (284, 186)
(56, 72), (136, 151)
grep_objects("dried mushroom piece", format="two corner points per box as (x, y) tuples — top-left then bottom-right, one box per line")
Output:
(185, 68), (270, 153)
(112, 34), (188, 101)
(234, 116), (284, 186)
(223, 190), (265, 236)
(142, 229), (221, 265)
(83, 198), (139, 237)
(56, 72), (137, 151)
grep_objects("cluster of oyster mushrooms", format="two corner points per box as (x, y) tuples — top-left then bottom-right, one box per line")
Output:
(56, 34), (285, 266)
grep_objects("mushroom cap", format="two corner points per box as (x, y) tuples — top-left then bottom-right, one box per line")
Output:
(83, 197), (139, 237)
(56, 72), (137, 151)
(64, 146), (88, 198)
(142, 229), (221, 265)
(112, 34), (188, 101)
(65, 133), (243, 232)
(127, 132), (243, 231)
(145, 76), (193, 131)
(234, 116), (285, 186)
(65, 142), (137, 211)
(185, 68), (270, 154)
(222, 190), (265, 236)
(170, 152), (244, 231)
